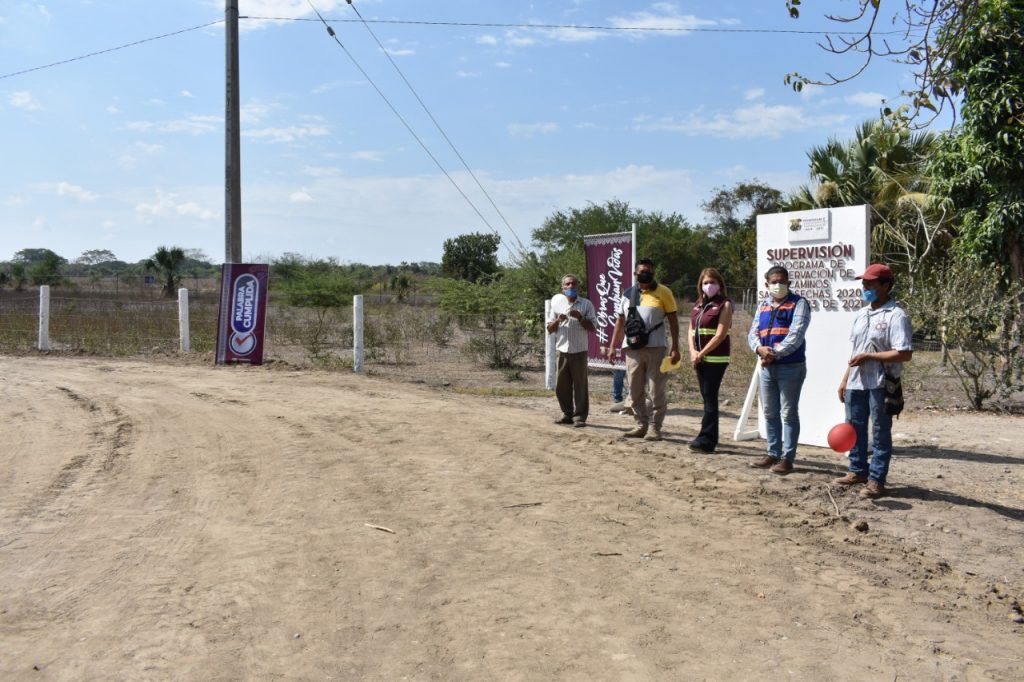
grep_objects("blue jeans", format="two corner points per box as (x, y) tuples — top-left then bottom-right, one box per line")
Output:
(758, 362), (807, 461)
(844, 387), (893, 484)
(612, 369), (626, 403)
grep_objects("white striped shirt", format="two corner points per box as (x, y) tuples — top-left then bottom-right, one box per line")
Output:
(548, 294), (597, 353)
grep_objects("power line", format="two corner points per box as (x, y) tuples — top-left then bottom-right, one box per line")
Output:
(242, 15), (908, 36)
(343, 1), (527, 253)
(303, 1), (509, 252)
(0, 20), (224, 81)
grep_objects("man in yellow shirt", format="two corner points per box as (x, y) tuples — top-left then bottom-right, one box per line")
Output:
(605, 258), (681, 441)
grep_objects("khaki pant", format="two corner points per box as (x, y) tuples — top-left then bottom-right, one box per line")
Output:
(625, 346), (668, 429)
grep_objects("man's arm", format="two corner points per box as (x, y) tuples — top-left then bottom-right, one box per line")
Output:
(606, 316), (624, 362)
(666, 311), (681, 363)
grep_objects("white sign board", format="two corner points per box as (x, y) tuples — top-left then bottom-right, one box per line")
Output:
(746, 205), (870, 448)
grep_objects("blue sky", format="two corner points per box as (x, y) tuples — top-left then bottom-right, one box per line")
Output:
(1, 1), (931, 266)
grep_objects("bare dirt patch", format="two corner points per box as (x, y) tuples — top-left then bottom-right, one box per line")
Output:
(0, 355), (1021, 680)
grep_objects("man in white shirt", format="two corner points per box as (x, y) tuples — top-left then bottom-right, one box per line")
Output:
(836, 263), (914, 498)
(547, 274), (598, 427)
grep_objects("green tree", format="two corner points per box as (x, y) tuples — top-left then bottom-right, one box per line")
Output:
(701, 181), (783, 291)
(144, 246), (186, 298)
(786, 119), (950, 294)
(13, 248), (64, 266)
(441, 232), (501, 283)
(927, 0), (1024, 390)
(76, 249), (118, 266)
(279, 269), (358, 363)
(23, 250), (67, 286)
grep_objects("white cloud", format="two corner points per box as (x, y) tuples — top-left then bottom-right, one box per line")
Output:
(456, 70), (480, 79)
(289, 190), (313, 203)
(505, 30), (537, 47)
(242, 124), (329, 143)
(302, 165), (342, 177)
(101, 220), (117, 229)
(846, 91), (886, 107)
(383, 47), (414, 57)
(57, 182), (98, 202)
(4, 195), (27, 207)
(350, 150), (384, 162)
(106, 105), (120, 114)
(476, 35), (498, 46)
(125, 115), (221, 135)
(118, 142), (165, 169)
(136, 191), (217, 221)
(744, 88), (765, 101)
(634, 104), (848, 139)
(32, 216), (47, 231)
(508, 122), (558, 137)
(181, 90), (194, 98)
(495, 61), (512, 69)
(9, 91), (41, 111)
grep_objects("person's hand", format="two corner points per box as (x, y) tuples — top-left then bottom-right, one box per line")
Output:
(838, 383), (847, 403)
(568, 309), (582, 320)
(848, 353), (871, 367)
(689, 349), (700, 366)
(669, 348), (681, 365)
(606, 348), (617, 364)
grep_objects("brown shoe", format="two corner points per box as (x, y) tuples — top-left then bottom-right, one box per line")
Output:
(750, 455), (779, 469)
(835, 472), (868, 485)
(623, 425), (648, 438)
(770, 459), (794, 475)
(860, 480), (886, 498)
(644, 428), (663, 441)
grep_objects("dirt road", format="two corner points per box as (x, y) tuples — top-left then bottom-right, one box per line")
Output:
(1, 356), (1021, 680)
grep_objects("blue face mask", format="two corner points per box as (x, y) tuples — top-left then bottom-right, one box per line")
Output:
(564, 287), (577, 299)
(862, 288), (878, 303)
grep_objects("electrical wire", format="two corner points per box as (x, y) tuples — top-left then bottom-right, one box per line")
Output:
(0, 15), (913, 82)
(0, 20), (224, 81)
(344, 0), (527, 253)
(304, 0), (512, 255)
(241, 16), (909, 36)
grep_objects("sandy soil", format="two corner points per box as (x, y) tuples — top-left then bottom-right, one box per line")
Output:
(1, 355), (1022, 681)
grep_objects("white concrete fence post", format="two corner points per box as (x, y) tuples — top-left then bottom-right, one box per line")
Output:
(178, 288), (190, 352)
(38, 285), (50, 351)
(544, 300), (556, 390)
(353, 294), (364, 373)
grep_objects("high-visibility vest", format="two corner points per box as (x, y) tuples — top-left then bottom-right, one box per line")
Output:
(756, 293), (806, 364)
(690, 296), (731, 363)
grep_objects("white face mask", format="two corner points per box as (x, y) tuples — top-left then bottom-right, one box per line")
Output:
(768, 282), (789, 299)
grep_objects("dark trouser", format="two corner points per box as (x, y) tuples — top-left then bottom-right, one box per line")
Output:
(556, 350), (590, 422)
(695, 361), (729, 448)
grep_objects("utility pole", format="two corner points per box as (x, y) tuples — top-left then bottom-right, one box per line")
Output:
(225, 0), (242, 263)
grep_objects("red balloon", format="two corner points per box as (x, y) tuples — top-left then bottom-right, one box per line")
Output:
(827, 422), (857, 452)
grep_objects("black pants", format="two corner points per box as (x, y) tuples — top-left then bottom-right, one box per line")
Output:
(695, 362), (729, 447)
(556, 350), (589, 422)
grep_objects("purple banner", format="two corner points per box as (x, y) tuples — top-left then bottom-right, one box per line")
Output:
(216, 263), (269, 365)
(584, 232), (633, 368)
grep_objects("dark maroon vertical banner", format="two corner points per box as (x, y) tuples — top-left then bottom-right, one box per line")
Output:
(583, 233), (633, 368)
(216, 263), (269, 365)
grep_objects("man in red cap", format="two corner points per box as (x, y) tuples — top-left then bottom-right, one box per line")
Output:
(836, 263), (914, 498)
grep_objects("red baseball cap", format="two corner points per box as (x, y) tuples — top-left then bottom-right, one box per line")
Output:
(856, 263), (893, 281)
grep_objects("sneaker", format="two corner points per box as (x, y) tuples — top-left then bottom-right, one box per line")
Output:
(770, 459), (794, 475)
(609, 401), (625, 413)
(573, 420), (587, 428)
(620, 406), (636, 416)
(835, 473), (868, 486)
(554, 416), (574, 425)
(750, 455), (779, 469)
(644, 428), (663, 441)
(860, 480), (886, 498)
(623, 425), (648, 438)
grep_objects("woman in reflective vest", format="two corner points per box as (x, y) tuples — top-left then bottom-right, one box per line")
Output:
(687, 267), (733, 453)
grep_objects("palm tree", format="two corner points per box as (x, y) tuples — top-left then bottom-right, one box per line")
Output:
(144, 246), (186, 298)
(785, 119), (952, 295)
